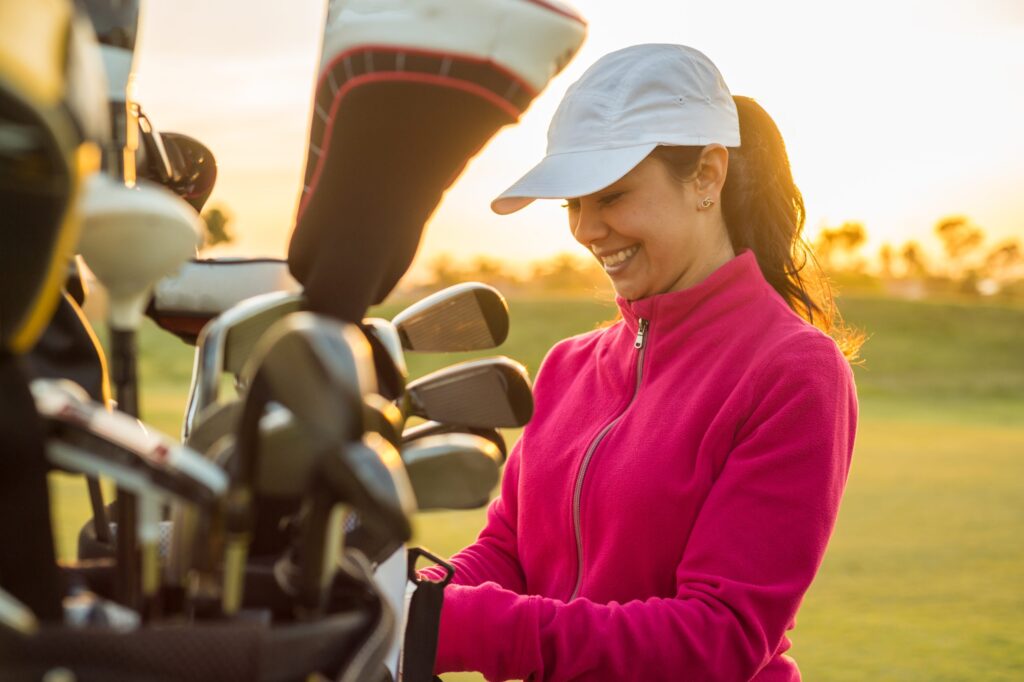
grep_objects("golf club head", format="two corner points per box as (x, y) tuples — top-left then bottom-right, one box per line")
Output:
(402, 433), (502, 510)
(185, 400), (242, 456)
(331, 433), (415, 563)
(363, 393), (403, 450)
(253, 407), (318, 499)
(405, 356), (533, 428)
(392, 282), (509, 352)
(240, 312), (375, 455)
(402, 420), (508, 464)
(363, 317), (408, 398)
(78, 174), (203, 330)
(183, 290), (302, 440)
(154, 132), (217, 212)
(31, 379), (227, 505)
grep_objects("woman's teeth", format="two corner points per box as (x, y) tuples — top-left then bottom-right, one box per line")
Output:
(602, 245), (640, 269)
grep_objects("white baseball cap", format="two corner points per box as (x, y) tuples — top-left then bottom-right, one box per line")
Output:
(491, 43), (741, 215)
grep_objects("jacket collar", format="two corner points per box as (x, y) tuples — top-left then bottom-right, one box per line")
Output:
(615, 250), (771, 335)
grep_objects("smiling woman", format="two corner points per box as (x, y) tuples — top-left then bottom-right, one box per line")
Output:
(418, 43), (861, 682)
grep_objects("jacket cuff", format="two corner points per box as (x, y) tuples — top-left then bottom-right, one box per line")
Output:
(434, 581), (540, 679)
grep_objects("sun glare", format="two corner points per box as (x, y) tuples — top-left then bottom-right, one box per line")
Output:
(129, 0), (1023, 270)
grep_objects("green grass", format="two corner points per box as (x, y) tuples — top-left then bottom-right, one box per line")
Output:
(50, 294), (1024, 681)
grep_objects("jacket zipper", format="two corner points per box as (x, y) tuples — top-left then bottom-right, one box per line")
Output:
(568, 317), (649, 602)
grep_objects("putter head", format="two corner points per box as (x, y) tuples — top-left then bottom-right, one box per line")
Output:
(392, 282), (509, 352)
(402, 420), (508, 464)
(405, 356), (533, 428)
(78, 174), (203, 330)
(402, 433), (502, 510)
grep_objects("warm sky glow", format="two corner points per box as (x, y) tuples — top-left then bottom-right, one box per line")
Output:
(133, 0), (1024, 280)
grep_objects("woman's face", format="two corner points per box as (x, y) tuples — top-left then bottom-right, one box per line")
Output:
(566, 152), (730, 301)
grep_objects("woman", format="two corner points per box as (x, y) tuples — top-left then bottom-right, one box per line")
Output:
(420, 44), (859, 681)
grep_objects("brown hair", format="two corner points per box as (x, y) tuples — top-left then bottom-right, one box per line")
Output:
(650, 95), (863, 361)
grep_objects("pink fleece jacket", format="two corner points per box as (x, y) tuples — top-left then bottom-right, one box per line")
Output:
(420, 251), (858, 681)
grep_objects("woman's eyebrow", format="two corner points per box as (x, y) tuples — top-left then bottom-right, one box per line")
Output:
(597, 187), (627, 200)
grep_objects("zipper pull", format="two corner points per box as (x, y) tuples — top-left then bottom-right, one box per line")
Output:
(634, 318), (649, 349)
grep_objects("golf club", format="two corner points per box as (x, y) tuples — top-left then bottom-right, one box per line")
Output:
(401, 433), (503, 510)
(403, 356), (534, 428)
(402, 420), (508, 463)
(392, 282), (509, 352)
(32, 378), (226, 618)
(77, 171), (203, 609)
(220, 312), (376, 614)
(183, 291), (302, 441)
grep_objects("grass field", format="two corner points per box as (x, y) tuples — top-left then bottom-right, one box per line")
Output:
(49, 294), (1024, 681)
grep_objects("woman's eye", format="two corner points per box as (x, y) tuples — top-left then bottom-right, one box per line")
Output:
(599, 193), (622, 206)
(562, 199), (580, 210)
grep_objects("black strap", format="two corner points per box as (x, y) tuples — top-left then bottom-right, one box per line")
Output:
(0, 354), (62, 621)
(401, 547), (454, 682)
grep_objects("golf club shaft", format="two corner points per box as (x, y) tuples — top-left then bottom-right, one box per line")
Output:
(87, 476), (111, 543)
(110, 328), (141, 611)
(110, 329), (139, 417)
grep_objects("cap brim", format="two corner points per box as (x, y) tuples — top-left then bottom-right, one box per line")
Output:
(490, 143), (658, 215)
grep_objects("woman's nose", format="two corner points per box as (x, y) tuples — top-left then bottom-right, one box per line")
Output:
(570, 201), (608, 246)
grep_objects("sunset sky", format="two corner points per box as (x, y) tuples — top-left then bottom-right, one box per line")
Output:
(132, 0), (1024, 279)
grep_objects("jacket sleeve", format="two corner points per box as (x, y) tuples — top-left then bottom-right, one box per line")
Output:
(416, 437), (527, 592)
(433, 336), (858, 682)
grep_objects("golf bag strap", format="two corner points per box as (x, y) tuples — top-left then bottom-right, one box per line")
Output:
(402, 547), (454, 682)
(0, 354), (62, 621)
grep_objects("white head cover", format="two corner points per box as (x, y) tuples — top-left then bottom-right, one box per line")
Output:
(491, 44), (741, 215)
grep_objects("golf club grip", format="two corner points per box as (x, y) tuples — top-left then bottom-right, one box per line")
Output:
(115, 491), (139, 610)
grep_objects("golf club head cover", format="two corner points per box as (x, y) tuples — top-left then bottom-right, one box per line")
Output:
(146, 258), (301, 345)
(288, 0), (586, 322)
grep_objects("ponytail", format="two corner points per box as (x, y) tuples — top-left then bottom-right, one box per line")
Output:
(652, 96), (862, 361)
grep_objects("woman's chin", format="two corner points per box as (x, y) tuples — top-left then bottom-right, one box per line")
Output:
(610, 281), (645, 301)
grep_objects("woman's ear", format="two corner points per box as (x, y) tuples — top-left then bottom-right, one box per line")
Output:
(696, 144), (729, 195)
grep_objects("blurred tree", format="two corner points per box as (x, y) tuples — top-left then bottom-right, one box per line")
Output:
(934, 215), (984, 277)
(467, 256), (505, 282)
(878, 243), (894, 279)
(529, 253), (608, 293)
(982, 239), (1023, 281)
(815, 222), (867, 273)
(900, 241), (929, 278)
(200, 204), (234, 249)
(427, 254), (465, 288)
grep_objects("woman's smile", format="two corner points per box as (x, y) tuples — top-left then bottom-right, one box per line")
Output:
(596, 244), (641, 274)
